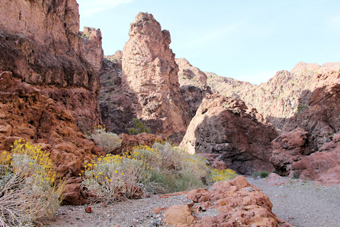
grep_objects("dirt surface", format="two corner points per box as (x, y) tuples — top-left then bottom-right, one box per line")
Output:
(43, 176), (340, 227)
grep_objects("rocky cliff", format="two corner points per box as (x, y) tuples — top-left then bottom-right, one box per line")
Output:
(176, 58), (212, 117)
(121, 13), (190, 141)
(0, 0), (102, 132)
(179, 94), (278, 174)
(207, 62), (340, 130)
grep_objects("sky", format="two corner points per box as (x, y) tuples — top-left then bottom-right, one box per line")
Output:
(78, 0), (340, 84)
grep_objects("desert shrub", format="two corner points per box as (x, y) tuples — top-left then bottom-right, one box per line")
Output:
(90, 126), (121, 153)
(128, 118), (150, 135)
(0, 140), (63, 227)
(82, 154), (146, 204)
(208, 168), (238, 183)
(251, 171), (270, 179)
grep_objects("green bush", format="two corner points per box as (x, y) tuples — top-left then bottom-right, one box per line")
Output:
(251, 171), (270, 179)
(90, 126), (121, 153)
(128, 118), (150, 135)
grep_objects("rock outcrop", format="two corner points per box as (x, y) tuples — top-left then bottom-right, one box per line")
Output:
(270, 72), (340, 183)
(0, 71), (103, 205)
(180, 94), (278, 174)
(176, 58), (212, 117)
(122, 12), (190, 142)
(207, 62), (340, 130)
(80, 27), (104, 73)
(163, 176), (291, 226)
(0, 0), (102, 132)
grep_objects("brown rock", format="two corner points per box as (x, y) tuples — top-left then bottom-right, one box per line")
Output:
(119, 133), (164, 152)
(0, 71), (104, 204)
(180, 94), (278, 174)
(163, 204), (195, 226)
(0, 0), (102, 132)
(122, 12), (190, 142)
(85, 207), (92, 213)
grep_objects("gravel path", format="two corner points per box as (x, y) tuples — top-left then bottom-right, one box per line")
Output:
(246, 177), (340, 227)
(43, 177), (340, 227)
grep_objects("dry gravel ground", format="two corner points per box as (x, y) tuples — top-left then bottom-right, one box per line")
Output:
(246, 177), (340, 227)
(43, 177), (340, 227)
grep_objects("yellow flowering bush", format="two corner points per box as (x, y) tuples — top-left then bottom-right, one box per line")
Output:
(208, 168), (238, 183)
(90, 126), (121, 153)
(0, 140), (63, 227)
(82, 154), (145, 204)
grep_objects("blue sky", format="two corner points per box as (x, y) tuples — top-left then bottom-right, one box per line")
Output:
(78, 0), (340, 84)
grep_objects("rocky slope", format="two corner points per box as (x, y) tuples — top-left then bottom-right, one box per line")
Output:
(0, 0), (102, 132)
(180, 94), (278, 174)
(122, 12), (190, 142)
(207, 62), (340, 130)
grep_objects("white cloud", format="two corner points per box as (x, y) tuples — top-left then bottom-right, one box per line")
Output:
(79, 0), (134, 17)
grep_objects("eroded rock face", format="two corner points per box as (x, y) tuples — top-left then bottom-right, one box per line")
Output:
(271, 74), (340, 183)
(177, 58), (212, 117)
(207, 62), (340, 129)
(122, 12), (190, 141)
(163, 176), (291, 227)
(180, 94), (278, 174)
(0, 0), (102, 132)
(80, 27), (104, 73)
(0, 71), (104, 205)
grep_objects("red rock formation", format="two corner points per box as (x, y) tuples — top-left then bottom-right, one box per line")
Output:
(80, 27), (104, 73)
(0, 0), (102, 132)
(0, 71), (104, 205)
(163, 176), (291, 226)
(207, 62), (340, 129)
(122, 12), (190, 142)
(176, 58), (212, 117)
(180, 94), (278, 174)
(271, 73), (340, 183)
(119, 133), (164, 152)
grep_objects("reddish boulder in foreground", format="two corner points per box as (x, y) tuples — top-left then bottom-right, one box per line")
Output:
(163, 176), (291, 226)
(0, 71), (104, 205)
(180, 94), (278, 174)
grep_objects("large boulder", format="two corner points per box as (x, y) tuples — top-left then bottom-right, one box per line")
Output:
(163, 176), (291, 226)
(180, 94), (278, 174)
(122, 12), (190, 142)
(0, 0), (102, 132)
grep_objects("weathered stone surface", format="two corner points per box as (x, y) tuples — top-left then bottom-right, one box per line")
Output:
(207, 62), (340, 129)
(270, 76), (340, 183)
(122, 12), (190, 142)
(0, 71), (104, 204)
(0, 0), (102, 132)
(180, 94), (278, 174)
(177, 58), (212, 117)
(119, 132), (164, 152)
(163, 176), (291, 227)
(80, 27), (104, 73)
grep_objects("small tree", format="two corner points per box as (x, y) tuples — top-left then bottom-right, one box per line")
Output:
(128, 118), (150, 135)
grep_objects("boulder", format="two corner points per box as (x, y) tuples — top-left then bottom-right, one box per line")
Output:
(180, 94), (278, 174)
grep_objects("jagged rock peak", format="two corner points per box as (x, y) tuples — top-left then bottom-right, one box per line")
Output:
(122, 12), (190, 142)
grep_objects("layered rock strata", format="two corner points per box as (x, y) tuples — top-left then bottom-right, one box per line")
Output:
(0, 0), (102, 132)
(180, 94), (278, 174)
